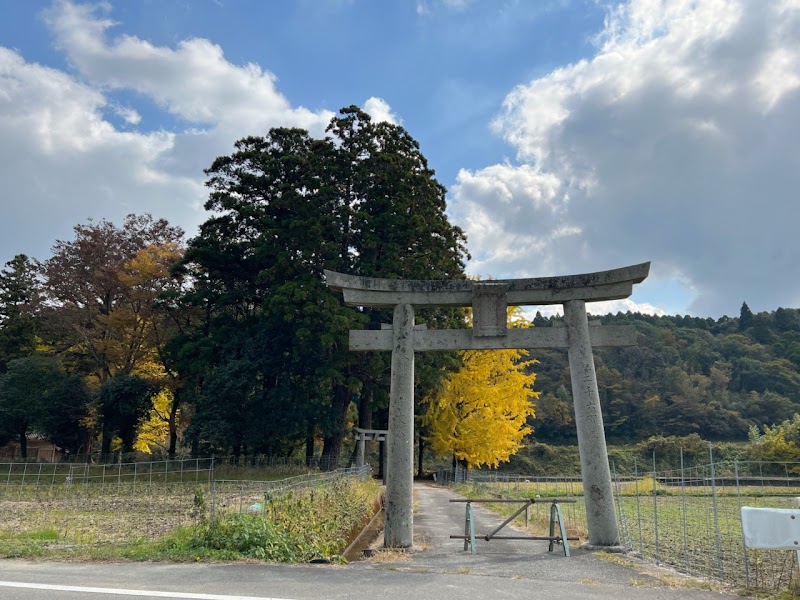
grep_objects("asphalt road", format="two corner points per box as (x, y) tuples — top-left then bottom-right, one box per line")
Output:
(0, 483), (752, 600)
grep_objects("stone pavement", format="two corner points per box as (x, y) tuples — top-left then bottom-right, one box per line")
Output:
(351, 482), (748, 596)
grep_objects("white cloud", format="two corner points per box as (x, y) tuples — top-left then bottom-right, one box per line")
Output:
(41, 0), (334, 179)
(442, 0), (471, 10)
(452, 0), (800, 316)
(0, 0), (336, 264)
(0, 45), (202, 259)
(452, 163), (574, 277)
(112, 104), (141, 125)
(417, 0), (472, 15)
(587, 299), (667, 318)
(524, 298), (668, 320)
(43, 1), (331, 134)
(363, 97), (401, 125)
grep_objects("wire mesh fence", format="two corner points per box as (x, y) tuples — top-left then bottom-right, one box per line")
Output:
(438, 455), (800, 594)
(618, 457), (800, 593)
(2, 453), (349, 472)
(0, 458), (369, 549)
(212, 467), (371, 518)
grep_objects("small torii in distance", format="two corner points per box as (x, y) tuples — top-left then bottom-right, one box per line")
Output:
(353, 427), (387, 470)
(325, 262), (650, 550)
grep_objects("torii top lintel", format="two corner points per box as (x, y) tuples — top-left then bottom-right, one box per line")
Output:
(324, 262), (650, 308)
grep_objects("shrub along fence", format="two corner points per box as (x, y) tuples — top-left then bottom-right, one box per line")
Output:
(440, 454), (800, 594)
(0, 458), (369, 549)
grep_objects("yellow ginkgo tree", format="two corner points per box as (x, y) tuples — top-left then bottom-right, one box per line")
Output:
(423, 307), (539, 469)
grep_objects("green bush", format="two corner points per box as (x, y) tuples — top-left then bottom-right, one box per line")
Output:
(196, 513), (312, 561)
(503, 442), (582, 475)
(636, 434), (708, 469)
(748, 415), (800, 472)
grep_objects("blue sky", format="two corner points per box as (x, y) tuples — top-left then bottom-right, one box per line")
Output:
(0, 1), (604, 184)
(1, 0), (798, 317)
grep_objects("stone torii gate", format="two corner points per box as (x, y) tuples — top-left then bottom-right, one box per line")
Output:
(325, 262), (649, 549)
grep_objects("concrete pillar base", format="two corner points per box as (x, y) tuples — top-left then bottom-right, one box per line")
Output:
(580, 543), (627, 553)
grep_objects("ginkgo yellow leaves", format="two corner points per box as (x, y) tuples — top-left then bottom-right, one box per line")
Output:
(423, 308), (540, 469)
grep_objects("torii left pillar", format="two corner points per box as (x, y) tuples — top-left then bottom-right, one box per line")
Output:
(385, 303), (415, 547)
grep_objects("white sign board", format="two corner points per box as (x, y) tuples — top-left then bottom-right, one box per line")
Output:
(741, 507), (800, 550)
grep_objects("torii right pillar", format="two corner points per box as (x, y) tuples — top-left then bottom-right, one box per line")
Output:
(565, 299), (620, 548)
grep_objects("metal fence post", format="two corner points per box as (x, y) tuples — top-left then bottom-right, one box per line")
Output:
(612, 463), (629, 550)
(735, 460), (750, 588)
(210, 456), (216, 529)
(634, 458), (643, 558)
(653, 452), (660, 565)
(681, 447), (689, 574)
(709, 444), (723, 579)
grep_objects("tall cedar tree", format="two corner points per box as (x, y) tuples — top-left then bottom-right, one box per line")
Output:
(0, 255), (40, 372)
(177, 107), (468, 463)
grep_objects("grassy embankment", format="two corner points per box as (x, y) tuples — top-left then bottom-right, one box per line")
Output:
(0, 463), (381, 562)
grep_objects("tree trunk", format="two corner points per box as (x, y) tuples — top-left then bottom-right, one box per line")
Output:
(232, 440), (241, 461)
(347, 440), (359, 467)
(321, 385), (351, 471)
(167, 391), (180, 459)
(168, 427), (178, 459)
(305, 424), (315, 467)
(18, 429), (27, 460)
(101, 423), (113, 457)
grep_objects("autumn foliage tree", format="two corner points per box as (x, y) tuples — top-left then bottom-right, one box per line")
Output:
(40, 214), (185, 455)
(423, 308), (539, 468)
(118, 241), (190, 457)
(42, 215), (184, 384)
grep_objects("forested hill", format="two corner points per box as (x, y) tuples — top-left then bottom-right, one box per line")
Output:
(530, 304), (800, 443)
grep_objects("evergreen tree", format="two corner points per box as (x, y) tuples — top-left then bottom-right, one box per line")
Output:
(95, 375), (156, 455)
(176, 108), (468, 462)
(0, 356), (87, 458)
(0, 255), (39, 372)
(739, 301), (754, 331)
